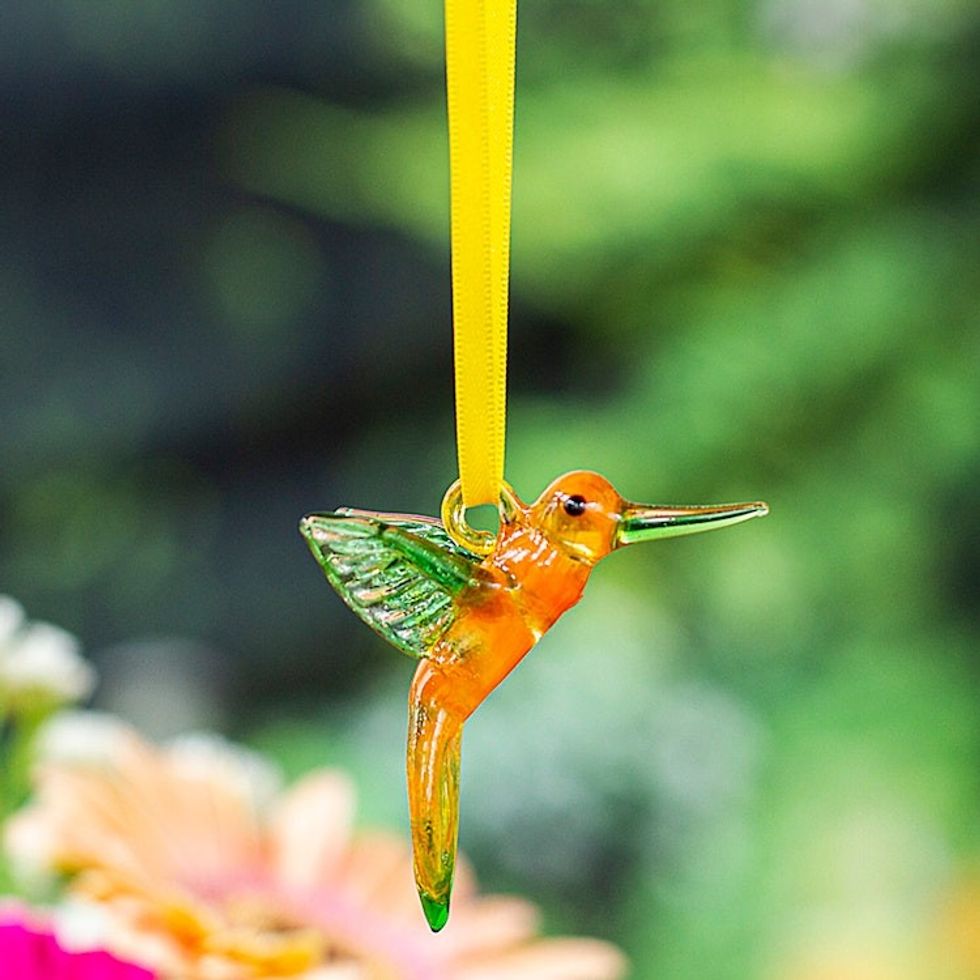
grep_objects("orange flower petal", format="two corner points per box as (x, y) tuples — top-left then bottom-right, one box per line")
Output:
(269, 771), (355, 891)
(454, 937), (628, 980)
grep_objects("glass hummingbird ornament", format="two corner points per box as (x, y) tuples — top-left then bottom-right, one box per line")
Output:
(301, 470), (767, 931)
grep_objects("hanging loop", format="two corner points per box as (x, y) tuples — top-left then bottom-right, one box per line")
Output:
(441, 479), (519, 557)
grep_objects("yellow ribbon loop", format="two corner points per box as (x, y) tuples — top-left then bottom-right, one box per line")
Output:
(445, 0), (517, 508)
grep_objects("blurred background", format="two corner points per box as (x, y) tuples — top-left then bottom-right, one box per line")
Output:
(1, 0), (978, 976)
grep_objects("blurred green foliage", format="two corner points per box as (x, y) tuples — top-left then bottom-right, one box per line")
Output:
(2, 0), (978, 975)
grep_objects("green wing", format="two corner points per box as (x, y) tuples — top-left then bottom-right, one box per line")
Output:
(300, 508), (483, 659)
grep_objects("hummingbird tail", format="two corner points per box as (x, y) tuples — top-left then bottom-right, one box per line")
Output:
(407, 672), (463, 932)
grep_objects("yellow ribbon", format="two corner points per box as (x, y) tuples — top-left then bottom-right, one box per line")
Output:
(445, 0), (517, 508)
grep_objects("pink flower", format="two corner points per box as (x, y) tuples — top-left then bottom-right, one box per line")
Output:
(7, 719), (627, 979)
(0, 902), (154, 979)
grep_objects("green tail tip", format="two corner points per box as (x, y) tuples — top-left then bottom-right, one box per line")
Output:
(420, 892), (450, 932)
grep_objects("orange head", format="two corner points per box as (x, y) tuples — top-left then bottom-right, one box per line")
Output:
(520, 470), (769, 566)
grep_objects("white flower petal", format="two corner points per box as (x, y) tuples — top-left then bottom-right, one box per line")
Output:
(0, 622), (95, 704)
(4, 805), (59, 890)
(37, 710), (137, 766)
(165, 732), (284, 812)
(0, 595), (26, 646)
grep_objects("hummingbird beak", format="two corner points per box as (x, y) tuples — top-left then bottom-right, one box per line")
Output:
(615, 500), (769, 547)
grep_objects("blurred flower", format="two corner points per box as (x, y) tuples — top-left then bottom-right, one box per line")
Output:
(0, 901), (154, 979)
(0, 596), (95, 712)
(939, 876), (980, 976)
(36, 710), (141, 767)
(769, 870), (980, 980)
(6, 716), (627, 980)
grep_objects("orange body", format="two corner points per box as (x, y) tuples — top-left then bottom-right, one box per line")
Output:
(406, 479), (601, 927)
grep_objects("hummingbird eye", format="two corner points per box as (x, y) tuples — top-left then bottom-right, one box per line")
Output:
(563, 494), (587, 517)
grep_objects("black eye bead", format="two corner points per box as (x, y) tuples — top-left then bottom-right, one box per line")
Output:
(563, 494), (587, 517)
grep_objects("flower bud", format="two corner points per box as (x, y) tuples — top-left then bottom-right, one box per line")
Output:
(0, 598), (96, 713)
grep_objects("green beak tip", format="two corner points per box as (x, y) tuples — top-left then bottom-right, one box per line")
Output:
(617, 499), (769, 546)
(420, 893), (450, 932)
